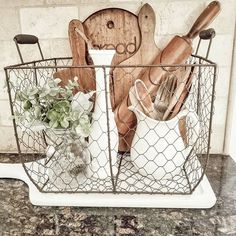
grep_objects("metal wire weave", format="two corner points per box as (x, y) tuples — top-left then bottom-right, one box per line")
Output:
(4, 55), (216, 194)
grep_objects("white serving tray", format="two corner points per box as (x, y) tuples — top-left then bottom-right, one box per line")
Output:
(0, 161), (216, 208)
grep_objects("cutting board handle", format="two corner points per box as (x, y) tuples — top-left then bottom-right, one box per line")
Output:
(185, 1), (220, 40)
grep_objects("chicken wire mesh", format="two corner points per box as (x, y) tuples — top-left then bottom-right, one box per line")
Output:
(4, 54), (216, 194)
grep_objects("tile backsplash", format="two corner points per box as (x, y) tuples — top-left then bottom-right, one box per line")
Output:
(0, 0), (235, 153)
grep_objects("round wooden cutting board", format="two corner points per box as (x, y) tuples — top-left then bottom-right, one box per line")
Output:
(83, 8), (141, 66)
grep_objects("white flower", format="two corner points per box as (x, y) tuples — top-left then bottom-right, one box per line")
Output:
(54, 78), (62, 84)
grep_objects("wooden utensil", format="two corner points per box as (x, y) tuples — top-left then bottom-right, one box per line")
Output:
(169, 66), (197, 119)
(173, 66), (197, 146)
(83, 8), (141, 67)
(111, 4), (161, 109)
(53, 20), (95, 93)
(115, 1), (220, 138)
(129, 85), (145, 114)
(163, 67), (191, 120)
(134, 80), (160, 120)
(119, 84), (145, 152)
(154, 74), (177, 119)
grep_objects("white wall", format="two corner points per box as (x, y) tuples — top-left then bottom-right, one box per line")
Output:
(225, 29), (236, 160)
(0, 0), (235, 153)
(228, 99), (236, 161)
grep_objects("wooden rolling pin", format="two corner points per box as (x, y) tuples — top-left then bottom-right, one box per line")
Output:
(115, 1), (221, 137)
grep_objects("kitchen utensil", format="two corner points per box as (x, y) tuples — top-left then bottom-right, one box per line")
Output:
(129, 86), (145, 114)
(170, 27), (216, 143)
(111, 4), (160, 109)
(163, 67), (191, 120)
(74, 27), (93, 49)
(128, 106), (200, 180)
(53, 20), (96, 93)
(154, 74), (177, 119)
(170, 66), (197, 119)
(114, 1), (220, 138)
(165, 66), (197, 146)
(134, 80), (160, 120)
(119, 75), (174, 152)
(83, 8), (141, 67)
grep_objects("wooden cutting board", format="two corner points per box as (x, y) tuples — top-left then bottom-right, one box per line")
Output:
(68, 19), (96, 92)
(110, 4), (160, 152)
(54, 20), (95, 93)
(55, 8), (141, 93)
(111, 4), (161, 109)
(83, 8), (141, 67)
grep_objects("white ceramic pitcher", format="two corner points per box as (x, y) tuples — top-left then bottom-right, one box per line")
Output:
(88, 49), (118, 179)
(129, 106), (200, 180)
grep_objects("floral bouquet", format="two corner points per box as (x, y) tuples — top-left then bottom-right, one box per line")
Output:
(15, 77), (94, 137)
(15, 76), (95, 176)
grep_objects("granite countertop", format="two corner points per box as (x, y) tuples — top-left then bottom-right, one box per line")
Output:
(0, 154), (235, 236)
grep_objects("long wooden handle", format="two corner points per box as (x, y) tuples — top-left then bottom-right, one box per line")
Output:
(186, 1), (220, 40)
(69, 20), (86, 64)
(75, 27), (93, 49)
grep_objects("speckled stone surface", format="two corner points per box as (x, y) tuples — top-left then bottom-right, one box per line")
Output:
(0, 154), (235, 236)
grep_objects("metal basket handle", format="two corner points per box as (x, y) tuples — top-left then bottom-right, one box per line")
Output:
(199, 28), (216, 40)
(13, 34), (44, 63)
(195, 28), (216, 59)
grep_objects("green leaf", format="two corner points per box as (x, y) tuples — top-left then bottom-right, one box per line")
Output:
(49, 120), (59, 128)
(16, 93), (24, 101)
(23, 100), (32, 110)
(53, 100), (70, 113)
(34, 106), (42, 118)
(60, 119), (69, 128)
(50, 88), (60, 97)
(28, 88), (38, 96)
(47, 110), (59, 121)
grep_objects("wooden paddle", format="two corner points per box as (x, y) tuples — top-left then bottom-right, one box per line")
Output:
(83, 8), (141, 68)
(111, 4), (161, 109)
(53, 20), (95, 93)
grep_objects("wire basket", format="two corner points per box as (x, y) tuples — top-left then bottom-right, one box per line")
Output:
(4, 54), (216, 194)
